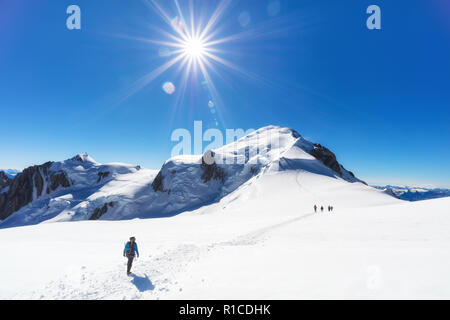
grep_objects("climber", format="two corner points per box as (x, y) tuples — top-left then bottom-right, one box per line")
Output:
(123, 236), (139, 275)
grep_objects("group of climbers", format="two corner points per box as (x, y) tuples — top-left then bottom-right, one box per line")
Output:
(313, 204), (334, 213)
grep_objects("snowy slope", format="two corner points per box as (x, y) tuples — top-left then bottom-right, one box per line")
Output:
(1, 170), (449, 299)
(1, 126), (369, 228)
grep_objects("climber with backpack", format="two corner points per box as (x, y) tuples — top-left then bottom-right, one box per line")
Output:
(123, 236), (139, 275)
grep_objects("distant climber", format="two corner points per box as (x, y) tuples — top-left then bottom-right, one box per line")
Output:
(123, 236), (139, 275)
(328, 206), (331, 212)
(314, 205), (317, 213)
(320, 206), (324, 212)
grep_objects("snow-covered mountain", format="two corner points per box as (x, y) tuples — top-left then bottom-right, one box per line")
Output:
(373, 185), (450, 201)
(3, 126), (449, 300)
(0, 126), (383, 228)
(2, 131), (449, 299)
(0, 154), (156, 227)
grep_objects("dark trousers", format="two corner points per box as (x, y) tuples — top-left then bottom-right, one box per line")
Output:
(127, 254), (135, 273)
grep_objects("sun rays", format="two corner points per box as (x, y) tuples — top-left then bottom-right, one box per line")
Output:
(104, 0), (297, 127)
(145, 0), (236, 77)
(131, 0), (245, 127)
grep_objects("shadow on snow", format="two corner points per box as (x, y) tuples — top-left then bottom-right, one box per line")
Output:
(130, 273), (155, 292)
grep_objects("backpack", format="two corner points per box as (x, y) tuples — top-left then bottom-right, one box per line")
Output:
(126, 241), (135, 256)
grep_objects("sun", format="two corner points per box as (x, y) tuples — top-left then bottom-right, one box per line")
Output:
(110, 0), (298, 128)
(121, 0), (260, 113)
(183, 37), (206, 59)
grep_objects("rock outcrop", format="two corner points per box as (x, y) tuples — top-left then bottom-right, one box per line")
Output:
(0, 171), (11, 190)
(309, 144), (343, 176)
(152, 171), (165, 192)
(308, 144), (365, 185)
(89, 202), (115, 220)
(0, 162), (71, 220)
(97, 171), (110, 183)
(200, 151), (226, 184)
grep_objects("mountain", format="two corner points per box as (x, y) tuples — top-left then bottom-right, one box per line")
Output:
(0, 126), (390, 229)
(373, 185), (450, 201)
(3, 126), (450, 299)
(0, 153), (153, 226)
(0, 169), (20, 179)
(5, 126), (448, 300)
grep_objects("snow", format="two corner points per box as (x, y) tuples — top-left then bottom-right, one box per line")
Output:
(1, 166), (449, 299)
(1, 126), (449, 299)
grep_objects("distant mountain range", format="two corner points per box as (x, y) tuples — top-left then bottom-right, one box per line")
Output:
(373, 185), (450, 201)
(1, 169), (20, 179)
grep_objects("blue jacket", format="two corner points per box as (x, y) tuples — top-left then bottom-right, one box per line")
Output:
(123, 241), (139, 257)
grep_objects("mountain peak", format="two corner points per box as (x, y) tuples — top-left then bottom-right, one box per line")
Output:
(248, 125), (301, 139)
(69, 153), (97, 164)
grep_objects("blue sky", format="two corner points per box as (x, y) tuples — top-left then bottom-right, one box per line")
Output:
(1, 0), (449, 187)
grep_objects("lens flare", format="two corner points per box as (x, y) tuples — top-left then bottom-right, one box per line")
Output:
(114, 0), (289, 124)
(171, 16), (183, 33)
(162, 82), (175, 94)
(238, 11), (251, 27)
